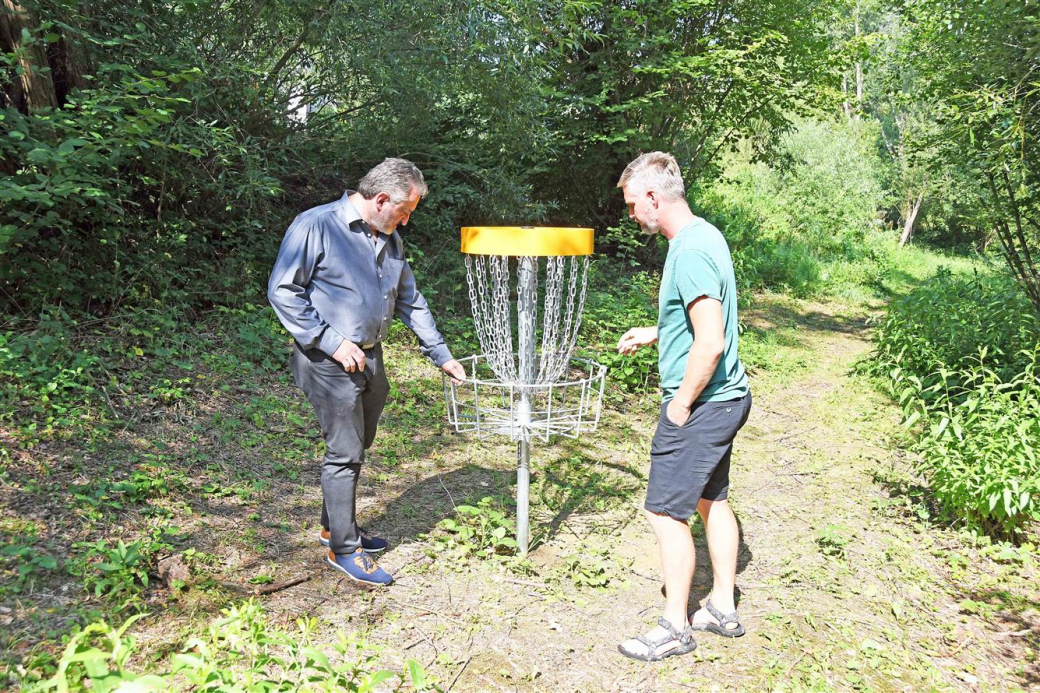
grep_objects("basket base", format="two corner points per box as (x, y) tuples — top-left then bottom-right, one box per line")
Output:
(442, 354), (606, 442)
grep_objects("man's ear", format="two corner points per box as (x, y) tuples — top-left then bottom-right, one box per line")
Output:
(373, 192), (392, 210)
(646, 189), (659, 207)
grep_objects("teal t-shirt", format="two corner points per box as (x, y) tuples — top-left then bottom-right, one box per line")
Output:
(658, 217), (748, 402)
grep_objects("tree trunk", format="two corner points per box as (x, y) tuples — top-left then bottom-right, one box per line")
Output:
(46, 31), (86, 107)
(842, 73), (851, 120)
(0, 0), (58, 113)
(979, 229), (995, 254)
(853, 13), (862, 120)
(988, 173), (1040, 312)
(899, 191), (924, 246)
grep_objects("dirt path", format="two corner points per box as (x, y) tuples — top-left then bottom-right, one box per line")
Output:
(245, 295), (1036, 692)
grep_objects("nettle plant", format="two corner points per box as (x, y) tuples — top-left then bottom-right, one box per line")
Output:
(869, 270), (1040, 539)
(35, 600), (434, 692)
(433, 496), (521, 561)
(915, 356), (1040, 536)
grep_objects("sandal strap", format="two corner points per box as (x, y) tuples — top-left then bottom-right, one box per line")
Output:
(657, 617), (694, 645)
(705, 599), (739, 627)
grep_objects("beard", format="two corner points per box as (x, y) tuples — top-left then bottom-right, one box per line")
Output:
(638, 212), (661, 236)
(369, 209), (397, 235)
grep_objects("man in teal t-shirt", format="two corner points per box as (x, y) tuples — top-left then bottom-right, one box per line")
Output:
(657, 218), (748, 403)
(615, 152), (752, 662)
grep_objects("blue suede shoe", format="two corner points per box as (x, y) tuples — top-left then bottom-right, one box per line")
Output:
(326, 548), (393, 586)
(318, 528), (388, 553)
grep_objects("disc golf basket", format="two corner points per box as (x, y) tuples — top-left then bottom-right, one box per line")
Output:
(443, 226), (606, 555)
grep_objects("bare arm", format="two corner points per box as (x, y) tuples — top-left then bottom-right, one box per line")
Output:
(666, 297), (725, 425)
(617, 325), (658, 355)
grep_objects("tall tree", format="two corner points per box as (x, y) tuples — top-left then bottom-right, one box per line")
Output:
(906, 0), (1040, 309)
(524, 0), (837, 231)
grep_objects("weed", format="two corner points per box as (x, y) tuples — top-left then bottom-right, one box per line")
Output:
(816, 524), (852, 559)
(0, 542), (58, 593)
(29, 601), (436, 691)
(431, 496), (521, 560)
(559, 546), (627, 589)
(69, 540), (151, 602)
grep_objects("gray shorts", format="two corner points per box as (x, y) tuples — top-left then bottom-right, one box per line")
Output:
(645, 392), (752, 521)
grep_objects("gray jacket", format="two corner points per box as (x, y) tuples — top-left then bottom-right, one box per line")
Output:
(267, 191), (453, 367)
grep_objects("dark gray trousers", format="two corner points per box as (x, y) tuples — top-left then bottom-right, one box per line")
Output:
(290, 342), (389, 555)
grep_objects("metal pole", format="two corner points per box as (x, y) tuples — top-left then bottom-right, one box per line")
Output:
(516, 439), (530, 555)
(516, 257), (538, 555)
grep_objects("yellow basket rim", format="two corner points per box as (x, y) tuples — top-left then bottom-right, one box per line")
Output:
(460, 226), (594, 256)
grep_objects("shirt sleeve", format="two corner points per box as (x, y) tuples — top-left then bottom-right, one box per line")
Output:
(267, 216), (345, 356)
(394, 259), (453, 367)
(674, 248), (723, 308)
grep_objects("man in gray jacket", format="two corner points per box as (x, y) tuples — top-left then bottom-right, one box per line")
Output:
(268, 158), (465, 586)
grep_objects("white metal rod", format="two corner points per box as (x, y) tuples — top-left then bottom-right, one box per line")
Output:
(516, 257), (538, 555)
(517, 439), (530, 556)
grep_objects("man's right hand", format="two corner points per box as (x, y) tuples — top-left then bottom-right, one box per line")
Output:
(332, 340), (366, 372)
(617, 326), (659, 355)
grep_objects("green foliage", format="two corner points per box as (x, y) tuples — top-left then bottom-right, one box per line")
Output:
(70, 539), (150, 601)
(0, 0), (549, 317)
(432, 496), (521, 561)
(904, 0), (1040, 309)
(699, 113), (983, 303)
(32, 601), (435, 692)
(816, 524), (853, 559)
(581, 266), (659, 393)
(700, 118), (891, 298)
(529, 0), (837, 231)
(867, 269), (1040, 538)
(0, 542), (58, 593)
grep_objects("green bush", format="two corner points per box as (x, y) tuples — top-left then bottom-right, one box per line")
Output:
(697, 118), (890, 298)
(581, 264), (660, 393)
(29, 600), (434, 691)
(868, 269), (1040, 538)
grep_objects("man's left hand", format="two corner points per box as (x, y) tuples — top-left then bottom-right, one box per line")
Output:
(442, 359), (466, 385)
(666, 398), (692, 427)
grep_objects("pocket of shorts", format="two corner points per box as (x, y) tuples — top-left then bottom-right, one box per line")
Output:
(659, 401), (694, 429)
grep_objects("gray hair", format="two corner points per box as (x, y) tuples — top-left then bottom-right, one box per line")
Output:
(616, 151), (686, 201)
(358, 157), (428, 202)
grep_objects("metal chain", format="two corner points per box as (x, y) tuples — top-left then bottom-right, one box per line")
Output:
(466, 255), (516, 381)
(491, 256), (516, 379)
(537, 257), (564, 382)
(465, 253), (591, 385)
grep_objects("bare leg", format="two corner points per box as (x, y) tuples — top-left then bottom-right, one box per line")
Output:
(618, 510), (695, 657)
(692, 498), (739, 626)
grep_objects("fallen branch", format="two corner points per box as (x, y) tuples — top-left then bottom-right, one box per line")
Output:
(253, 574), (311, 596)
(995, 628), (1035, 638)
(447, 654), (472, 691)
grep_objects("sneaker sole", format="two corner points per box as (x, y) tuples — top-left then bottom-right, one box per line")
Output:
(325, 554), (393, 586)
(318, 535), (385, 553)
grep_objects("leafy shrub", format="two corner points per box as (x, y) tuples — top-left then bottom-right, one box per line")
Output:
(916, 360), (1040, 536)
(432, 496), (520, 560)
(867, 269), (1040, 538)
(581, 265), (660, 393)
(70, 539), (151, 601)
(30, 601), (434, 691)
